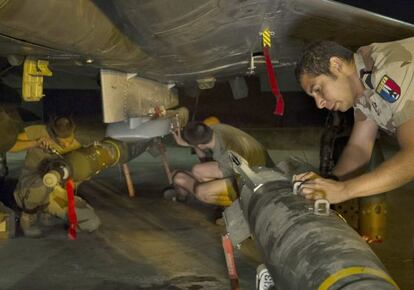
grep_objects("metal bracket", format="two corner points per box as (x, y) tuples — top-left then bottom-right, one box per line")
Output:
(248, 52), (256, 75)
(292, 181), (330, 216)
(22, 58), (53, 101)
(223, 199), (252, 247)
(313, 199), (330, 216)
(229, 151), (265, 192)
(292, 181), (303, 195)
(197, 77), (216, 90)
(100, 69), (178, 123)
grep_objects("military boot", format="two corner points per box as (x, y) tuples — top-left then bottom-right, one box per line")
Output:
(20, 212), (42, 238)
(39, 212), (63, 227)
(163, 186), (188, 202)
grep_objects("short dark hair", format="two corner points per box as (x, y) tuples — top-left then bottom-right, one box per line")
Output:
(49, 116), (75, 139)
(182, 121), (213, 146)
(295, 41), (354, 82)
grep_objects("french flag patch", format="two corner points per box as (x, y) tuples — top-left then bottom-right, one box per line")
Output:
(376, 75), (401, 103)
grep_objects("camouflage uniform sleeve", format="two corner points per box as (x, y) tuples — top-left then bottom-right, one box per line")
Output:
(369, 39), (414, 128)
(24, 125), (49, 141)
(210, 127), (234, 177)
(387, 61), (414, 127)
(353, 107), (369, 123)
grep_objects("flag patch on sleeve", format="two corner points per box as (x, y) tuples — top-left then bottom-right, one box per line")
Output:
(375, 75), (400, 103)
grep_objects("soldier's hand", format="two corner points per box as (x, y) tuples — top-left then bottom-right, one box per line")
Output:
(171, 127), (190, 147)
(36, 136), (54, 151)
(293, 172), (350, 204)
(292, 171), (320, 183)
(292, 171), (324, 200)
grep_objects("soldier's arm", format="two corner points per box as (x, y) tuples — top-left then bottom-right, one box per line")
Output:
(171, 128), (190, 147)
(333, 118), (378, 180)
(298, 118), (414, 203)
(8, 132), (55, 153)
(193, 147), (207, 159)
(343, 117), (414, 198)
(8, 132), (38, 152)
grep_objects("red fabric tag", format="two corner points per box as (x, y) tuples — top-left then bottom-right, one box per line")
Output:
(222, 234), (239, 280)
(66, 178), (78, 240)
(263, 46), (285, 116)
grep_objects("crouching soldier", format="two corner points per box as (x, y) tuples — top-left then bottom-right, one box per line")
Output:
(171, 120), (274, 206)
(11, 116), (100, 238)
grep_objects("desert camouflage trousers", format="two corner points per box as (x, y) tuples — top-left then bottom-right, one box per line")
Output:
(14, 181), (100, 232)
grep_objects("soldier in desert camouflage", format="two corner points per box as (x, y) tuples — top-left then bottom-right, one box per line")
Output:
(294, 37), (414, 204)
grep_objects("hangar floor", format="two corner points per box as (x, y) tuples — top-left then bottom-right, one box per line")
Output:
(0, 126), (413, 290)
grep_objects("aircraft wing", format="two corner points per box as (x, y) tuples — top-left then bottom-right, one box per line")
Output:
(0, 0), (413, 126)
(0, 0), (413, 84)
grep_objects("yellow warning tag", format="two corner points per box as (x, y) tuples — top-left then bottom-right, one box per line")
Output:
(262, 28), (271, 48)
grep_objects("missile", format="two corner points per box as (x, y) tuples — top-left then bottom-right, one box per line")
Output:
(224, 152), (398, 290)
(43, 138), (152, 187)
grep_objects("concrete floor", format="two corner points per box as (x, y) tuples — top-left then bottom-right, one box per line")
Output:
(0, 127), (413, 290)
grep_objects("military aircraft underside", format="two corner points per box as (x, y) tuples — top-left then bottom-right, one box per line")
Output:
(0, 0), (413, 125)
(0, 0), (414, 81)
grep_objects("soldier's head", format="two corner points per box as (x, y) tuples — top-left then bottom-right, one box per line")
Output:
(49, 116), (76, 148)
(182, 121), (214, 150)
(295, 41), (364, 112)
